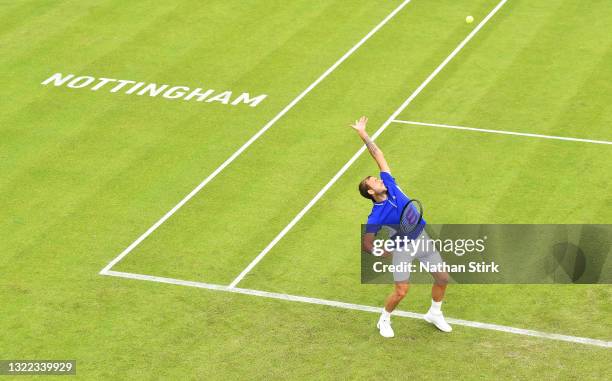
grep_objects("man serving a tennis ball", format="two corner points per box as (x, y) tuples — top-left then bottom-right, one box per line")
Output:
(350, 116), (452, 338)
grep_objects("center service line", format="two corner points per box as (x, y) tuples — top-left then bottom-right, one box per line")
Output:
(99, 0), (414, 275)
(229, 0), (509, 288)
(103, 270), (612, 348)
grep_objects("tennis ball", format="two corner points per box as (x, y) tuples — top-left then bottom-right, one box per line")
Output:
(466, 15), (474, 24)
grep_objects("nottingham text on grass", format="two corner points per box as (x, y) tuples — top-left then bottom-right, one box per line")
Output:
(41, 73), (267, 107)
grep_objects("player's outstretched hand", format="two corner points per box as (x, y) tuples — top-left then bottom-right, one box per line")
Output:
(350, 116), (368, 132)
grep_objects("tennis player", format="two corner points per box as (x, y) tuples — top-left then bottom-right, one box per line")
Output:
(350, 116), (451, 338)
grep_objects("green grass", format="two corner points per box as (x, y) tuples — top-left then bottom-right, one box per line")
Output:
(1, 0), (610, 379)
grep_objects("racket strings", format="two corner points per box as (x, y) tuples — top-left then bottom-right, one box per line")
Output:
(400, 200), (423, 234)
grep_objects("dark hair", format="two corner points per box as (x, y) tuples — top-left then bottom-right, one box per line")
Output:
(358, 176), (374, 201)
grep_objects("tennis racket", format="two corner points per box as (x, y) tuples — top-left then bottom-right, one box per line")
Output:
(399, 199), (424, 236)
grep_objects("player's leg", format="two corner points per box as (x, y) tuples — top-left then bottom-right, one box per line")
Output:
(385, 281), (410, 312)
(424, 270), (452, 331)
(377, 249), (412, 338)
(431, 271), (449, 302)
(423, 271), (452, 332)
(414, 232), (453, 332)
(377, 282), (409, 338)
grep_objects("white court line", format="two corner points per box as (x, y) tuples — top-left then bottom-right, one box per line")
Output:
(99, 0), (414, 275)
(229, 0), (509, 288)
(393, 120), (612, 145)
(102, 270), (612, 348)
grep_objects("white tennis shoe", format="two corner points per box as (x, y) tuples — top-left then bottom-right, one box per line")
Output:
(376, 316), (395, 338)
(424, 309), (452, 332)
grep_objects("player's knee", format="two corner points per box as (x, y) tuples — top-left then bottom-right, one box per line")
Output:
(434, 272), (449, 285)
(395, 283), (409, 298)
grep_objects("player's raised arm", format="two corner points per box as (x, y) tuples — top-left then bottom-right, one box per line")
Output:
(349, 116), (390, 172)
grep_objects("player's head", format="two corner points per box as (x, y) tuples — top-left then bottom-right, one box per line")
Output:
(358, 176), (387, 201)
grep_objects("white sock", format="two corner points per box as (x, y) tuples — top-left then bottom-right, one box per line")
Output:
(381, 308), (392, 320)
(430, 300), (442, 313)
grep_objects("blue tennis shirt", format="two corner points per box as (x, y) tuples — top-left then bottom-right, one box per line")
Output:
(365, 172), (426, 238)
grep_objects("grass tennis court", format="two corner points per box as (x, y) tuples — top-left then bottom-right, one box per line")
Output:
(1, 0), (610, 379)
